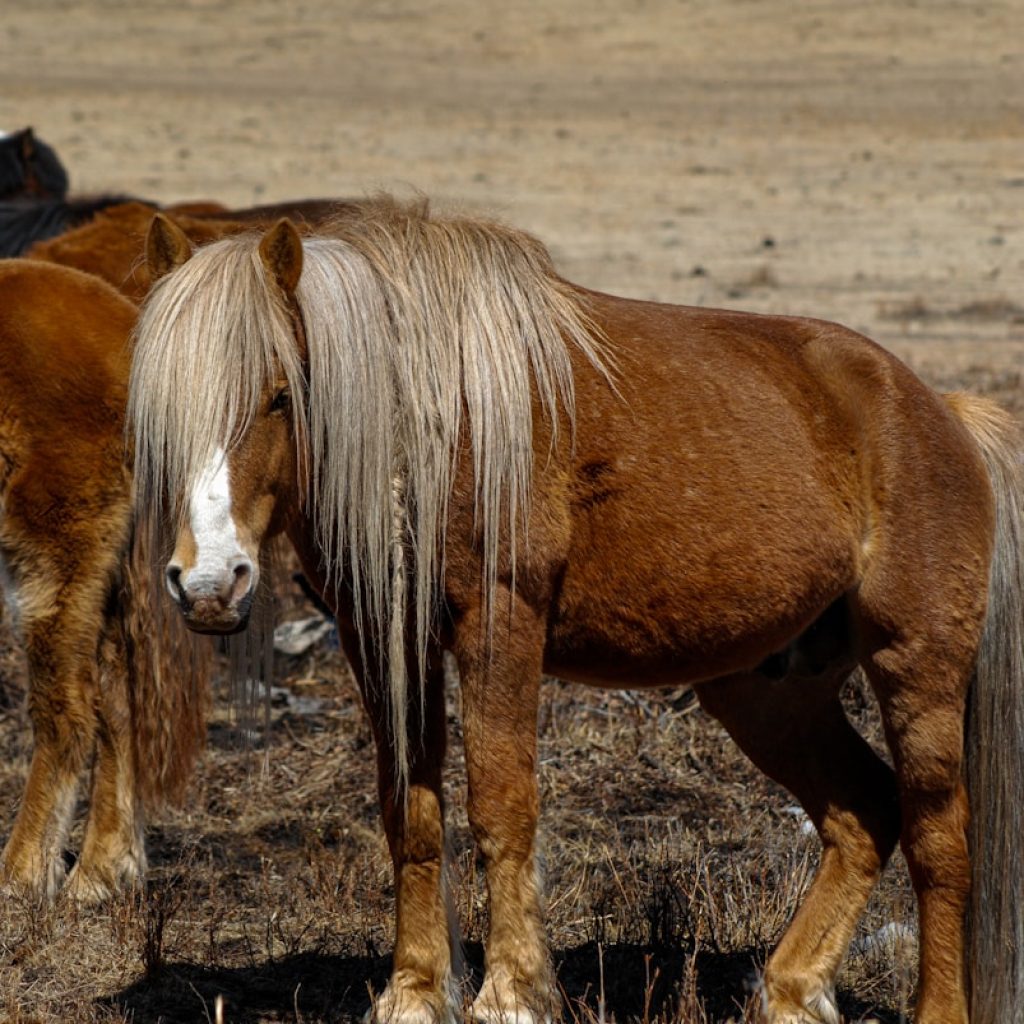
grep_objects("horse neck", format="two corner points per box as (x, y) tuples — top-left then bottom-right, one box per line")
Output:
(0, 147), (29, 201)
(0, 201), (68, 257)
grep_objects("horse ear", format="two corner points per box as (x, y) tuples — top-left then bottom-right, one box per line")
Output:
(146, 213), (193, 283)
(258, 218), (303, 297)
(18, 127), (34, 159)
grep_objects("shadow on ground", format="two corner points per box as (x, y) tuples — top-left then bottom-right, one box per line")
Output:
(106, 942), (905, 1023)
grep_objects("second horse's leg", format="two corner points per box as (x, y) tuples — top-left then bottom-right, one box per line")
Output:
(66, 622), (145, 901)
(1, 601), (96, 896)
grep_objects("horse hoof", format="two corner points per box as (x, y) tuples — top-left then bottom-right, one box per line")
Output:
(471, 978), (552, 1024)
(63, 866), (116, 905)
(0, 852), (64, 901)
(64, 849), (144, 905)
(472, 1007), (550, 1024)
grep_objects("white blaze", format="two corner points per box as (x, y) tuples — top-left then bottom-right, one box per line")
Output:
(184, 448), (247, 595)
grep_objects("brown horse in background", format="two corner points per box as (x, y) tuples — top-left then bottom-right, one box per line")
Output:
(0, 196), (346, 899)
(25, 198), (352, 298)
(0, 259), (206, 900)
(129, 201), (1024, 1024)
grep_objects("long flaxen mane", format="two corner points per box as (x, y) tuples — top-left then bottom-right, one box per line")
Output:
(129, 196), (609, 785)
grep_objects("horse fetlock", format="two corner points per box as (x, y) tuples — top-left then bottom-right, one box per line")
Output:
(761, 976), (840, 1024)
(0, 840), (65, 899)
(368, 972), (458, 1024)
(471, 969), (554, 1024)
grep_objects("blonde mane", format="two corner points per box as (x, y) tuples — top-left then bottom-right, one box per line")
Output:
(129, 196), (608, 785)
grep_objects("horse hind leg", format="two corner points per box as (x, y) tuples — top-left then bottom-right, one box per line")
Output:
(0, 589), (96, 897)
(65, 618), (145, 903)
(695, 643), (900, 1024)
(855, 612), (976, 1024)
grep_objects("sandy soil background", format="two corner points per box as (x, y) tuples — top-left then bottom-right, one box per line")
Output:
(2, 0), (1022, 395)
(0, 2), (1022, 1022)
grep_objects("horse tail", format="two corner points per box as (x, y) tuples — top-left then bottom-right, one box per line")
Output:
(944, 391), (1024, 1022)
(121, 516), (210, 808)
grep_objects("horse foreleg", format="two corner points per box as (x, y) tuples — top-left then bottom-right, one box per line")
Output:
(66, 623), (145, 902)
(359, 643), (456, 1024)
(455, 591), (550, 1024)
(695, 671), (900, 1024)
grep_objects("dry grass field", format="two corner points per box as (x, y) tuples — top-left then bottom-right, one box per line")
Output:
(0, 1), (1022, 1021)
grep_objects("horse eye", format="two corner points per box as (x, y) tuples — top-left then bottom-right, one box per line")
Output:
(269, 388), (291, 413)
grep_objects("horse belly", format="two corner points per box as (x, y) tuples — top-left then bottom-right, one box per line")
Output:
(544, 434), (860, 688)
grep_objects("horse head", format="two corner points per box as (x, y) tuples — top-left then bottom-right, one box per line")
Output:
(0, 127), (69, 201)
(139, 214), (306, 634)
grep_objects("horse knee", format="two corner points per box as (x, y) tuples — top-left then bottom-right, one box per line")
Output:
(27, 685), (96, 764)
(468, 776), (539, 859)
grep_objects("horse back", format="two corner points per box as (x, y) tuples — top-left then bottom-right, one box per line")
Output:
(27, 199), (351, 303)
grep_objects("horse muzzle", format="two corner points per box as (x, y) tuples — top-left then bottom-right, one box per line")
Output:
(165, 558), (256, 634)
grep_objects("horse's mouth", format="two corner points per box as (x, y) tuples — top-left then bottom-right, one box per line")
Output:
(178, 591), (253, 635)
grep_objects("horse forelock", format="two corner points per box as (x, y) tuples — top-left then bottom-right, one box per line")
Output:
(129, 233), (307, 531)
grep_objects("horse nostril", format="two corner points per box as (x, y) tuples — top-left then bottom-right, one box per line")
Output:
(165, 563), (185, 604)
(230, 558), (254, 601)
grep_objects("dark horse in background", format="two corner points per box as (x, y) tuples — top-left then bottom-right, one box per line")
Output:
(0, 127), (68, 200)
(0, 126), (146, 257)
(0, 126), (343, 257)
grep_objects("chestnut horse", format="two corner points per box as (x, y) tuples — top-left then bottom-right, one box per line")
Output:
(0, 259), (206, 900)
(1, 193), (354, 260)
(128, 200), (1024, 1024)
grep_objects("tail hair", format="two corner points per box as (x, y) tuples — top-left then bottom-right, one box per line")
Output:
(121, 515), (210, 807)
(945, 392), (1024, 1023)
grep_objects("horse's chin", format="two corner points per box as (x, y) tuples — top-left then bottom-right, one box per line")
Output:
(182, 614), (250, 636)
(179, 591), (253, 635)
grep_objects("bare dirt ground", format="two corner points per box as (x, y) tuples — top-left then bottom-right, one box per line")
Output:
(0, 1), (1021, 1021)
